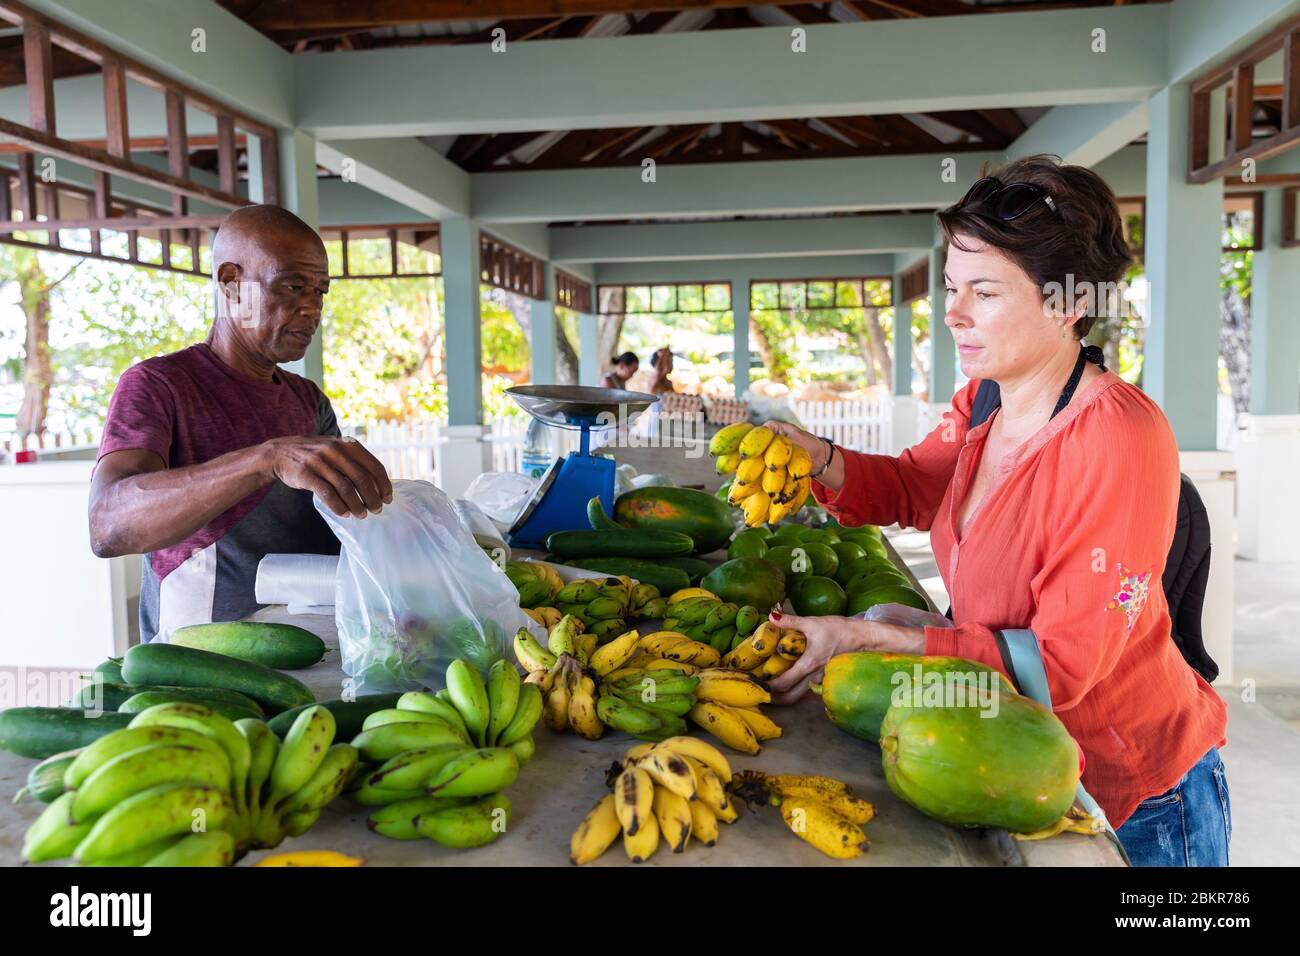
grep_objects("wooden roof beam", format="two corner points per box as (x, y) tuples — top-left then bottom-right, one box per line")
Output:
(243, 1), (760, 30)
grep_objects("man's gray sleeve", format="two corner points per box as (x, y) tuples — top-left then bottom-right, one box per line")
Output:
(316, 394), (341, 438)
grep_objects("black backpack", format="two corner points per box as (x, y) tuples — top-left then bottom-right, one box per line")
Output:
(966, 379), (1219, 683)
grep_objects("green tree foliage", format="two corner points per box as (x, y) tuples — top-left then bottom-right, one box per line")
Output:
(0, 241), (208, 433)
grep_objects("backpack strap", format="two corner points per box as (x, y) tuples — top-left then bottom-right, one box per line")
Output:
(993, 628), (1120, 843)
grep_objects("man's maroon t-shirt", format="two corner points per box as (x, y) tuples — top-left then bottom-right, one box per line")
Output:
(97, 343), (340, 641)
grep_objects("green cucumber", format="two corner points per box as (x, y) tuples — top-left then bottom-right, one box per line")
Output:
(24, 748), (82, 802)
(586, 496), (624, 531)
(168, 621), (327, 670)
(655, 556), (714, 586)
(67, 682), (138, 712)
(561, 558), (690, 596)
(0, 708), (134, 760)
(118, 691), (263, 722)
(546, 529), (695, 560)
(266, 693), (404, 741)
(121, 643), (315, 714)
(93, 658), (124, 684)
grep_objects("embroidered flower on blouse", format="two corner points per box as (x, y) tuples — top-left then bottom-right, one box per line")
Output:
(1107, 563), (1152, 631)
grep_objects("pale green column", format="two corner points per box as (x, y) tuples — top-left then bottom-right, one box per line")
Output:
(891, 271), (913, 397)
(578, 312), (599, 386)
(927, 245), (955, 403)
(441, 218), (484, 426)
(732, 274), (750, 398)
(272, 129), (323, 383)
(1143, 84), (1223, 450)
(1248, 188), (1300, 415)
(530, 262), (557, 386)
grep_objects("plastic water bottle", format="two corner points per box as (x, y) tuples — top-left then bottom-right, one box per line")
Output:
(520, 417), (554, 479)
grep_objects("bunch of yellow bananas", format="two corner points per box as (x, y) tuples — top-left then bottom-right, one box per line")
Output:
(570, 737), (739, 864)
(730, 770), (874, 860)
(714, 426), (813, 527)
(721, 621), (805, 682)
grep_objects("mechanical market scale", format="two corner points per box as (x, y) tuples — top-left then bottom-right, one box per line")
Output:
(506, 384), (659, 550)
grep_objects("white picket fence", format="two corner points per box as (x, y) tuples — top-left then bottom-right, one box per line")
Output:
(343, 416), (585, 482)
(792, 398), (892, 453)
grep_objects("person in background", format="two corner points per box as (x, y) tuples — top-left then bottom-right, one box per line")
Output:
(89, 204), (393, 643)
(601, 352), (639, 390)
(648, 348), (675, 394)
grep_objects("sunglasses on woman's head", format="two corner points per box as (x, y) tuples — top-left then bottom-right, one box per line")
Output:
(958, 176), (1058, 221)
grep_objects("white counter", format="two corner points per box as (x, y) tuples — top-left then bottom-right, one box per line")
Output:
(0, 461), (137, 669)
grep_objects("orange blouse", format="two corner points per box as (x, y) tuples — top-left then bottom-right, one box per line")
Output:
(812, 371), (1228, 828)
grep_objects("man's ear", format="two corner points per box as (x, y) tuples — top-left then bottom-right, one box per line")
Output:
(215, 262), (242, 308)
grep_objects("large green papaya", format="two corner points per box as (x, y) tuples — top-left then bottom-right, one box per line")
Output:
(880, 693), (1080, 832)
(814, 651), (1015, 743)
(701, 556), (785, 611)
(613, 487), (734, 555)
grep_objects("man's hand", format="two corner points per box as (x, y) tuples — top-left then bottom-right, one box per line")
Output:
(263, 435), (393, 518)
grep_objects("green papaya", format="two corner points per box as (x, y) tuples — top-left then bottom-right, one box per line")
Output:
(813, 651), (1015, 743)
(700, 556), (785, 611)
(613, 487), (734, 555)
(880, 692), (1080, 833)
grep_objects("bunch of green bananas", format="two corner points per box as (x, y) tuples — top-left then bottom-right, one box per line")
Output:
(513, 616), (700, 743)
(504, 561), (562, 609)
(662, 594), (763, 653)
(22, 701), (356, 866)
(595, 670), (699, 743)
(350, 658), (538, 849)
(552, 576), (665, 642)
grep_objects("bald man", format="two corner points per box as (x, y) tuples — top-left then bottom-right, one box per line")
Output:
(90, 204), (392, 642)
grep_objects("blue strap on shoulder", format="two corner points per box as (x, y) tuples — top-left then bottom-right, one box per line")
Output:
(996, 629), (1115, 838)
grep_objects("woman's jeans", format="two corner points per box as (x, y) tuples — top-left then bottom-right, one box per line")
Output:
(1116, 748), (1231, 867)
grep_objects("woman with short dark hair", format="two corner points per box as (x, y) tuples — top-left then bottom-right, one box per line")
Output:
(765, 155), (1230, 866)
(602, 352), (639, 390)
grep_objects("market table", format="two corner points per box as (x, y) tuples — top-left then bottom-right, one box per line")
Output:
(0, 600), (1124, 867)
(0, 437), (1124, 866)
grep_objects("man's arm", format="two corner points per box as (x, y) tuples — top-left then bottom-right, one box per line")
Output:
(89, 436), (393, 558)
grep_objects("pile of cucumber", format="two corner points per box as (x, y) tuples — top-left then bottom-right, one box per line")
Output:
(0, 622), (326, 764)
(540, 498), (715, 595)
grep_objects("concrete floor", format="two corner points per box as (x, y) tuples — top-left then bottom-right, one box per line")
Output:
(891, 527), (1300, 867)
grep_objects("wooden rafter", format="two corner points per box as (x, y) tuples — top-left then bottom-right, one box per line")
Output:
(926, 109), (1012, 144)
(0, 0), (283, 277)
(1189, 13), (1300, 183)
(466, 131), (554, 169)
(766, 119), (850, 151)
(784, 4), (838, 24)
(700, 7), (763, 29)
(624, 10), (682, 33)
(237, 1), (761, 30)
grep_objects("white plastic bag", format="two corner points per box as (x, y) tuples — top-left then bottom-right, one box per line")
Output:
(315, 479), (537, 694)
(463, 470), (538, 526)
(855, 603), (950, 629)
